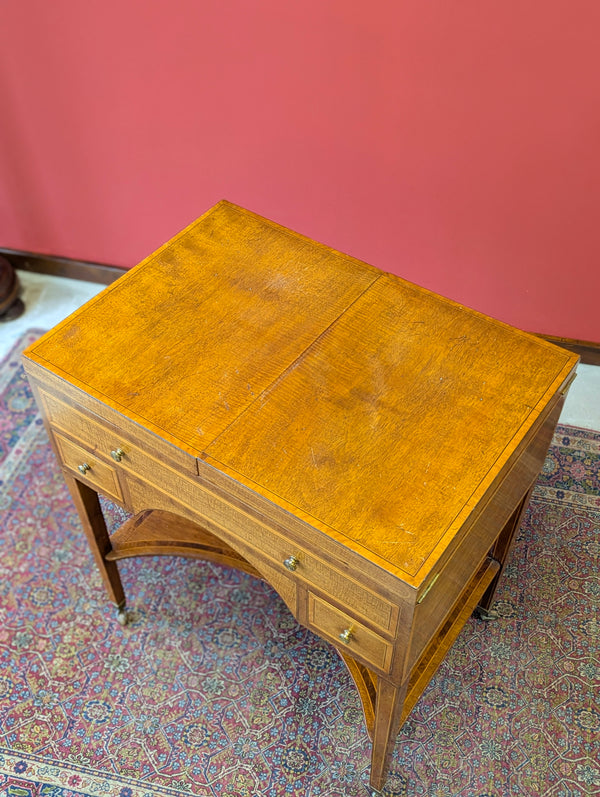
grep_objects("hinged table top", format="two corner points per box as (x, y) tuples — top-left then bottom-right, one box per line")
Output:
(24, 201), (579, 582)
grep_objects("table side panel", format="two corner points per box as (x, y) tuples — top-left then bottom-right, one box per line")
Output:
(404, 396), (564, 676)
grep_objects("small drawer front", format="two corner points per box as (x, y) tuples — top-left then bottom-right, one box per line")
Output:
(307, 593), (393, 673)
(39, 390), (197, 478)
(41, 392), (180, 491)
(252, 536), (395, 634)
(54, 433), (122, 500)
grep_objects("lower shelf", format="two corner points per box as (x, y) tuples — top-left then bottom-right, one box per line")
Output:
(105, 508), (262, 579)
(106, 509), (500, 744)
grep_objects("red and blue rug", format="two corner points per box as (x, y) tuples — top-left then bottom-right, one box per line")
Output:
(1, 330), (599, 796)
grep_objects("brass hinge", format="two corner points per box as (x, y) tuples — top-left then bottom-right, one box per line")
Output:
(560, 371), (577, 396)
(417, 573), (439, 604)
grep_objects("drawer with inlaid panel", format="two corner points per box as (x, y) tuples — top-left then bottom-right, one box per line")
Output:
(264, 540), (398, 636)
(38, 388), (198, 479)
(39, 391), (194, 497)
(53, 432), (123, 501)
(306, 592), (394, 672)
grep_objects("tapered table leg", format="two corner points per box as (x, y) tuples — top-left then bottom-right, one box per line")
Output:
(64, 473), (126, 615)
(370, 678), (408, 792)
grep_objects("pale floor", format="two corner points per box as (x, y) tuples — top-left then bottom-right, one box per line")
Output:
(1, 271), (599, 432)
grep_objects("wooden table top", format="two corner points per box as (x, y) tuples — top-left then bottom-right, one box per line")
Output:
(28, 201), (578, 585)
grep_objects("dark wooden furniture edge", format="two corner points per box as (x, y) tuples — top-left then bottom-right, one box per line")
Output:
(1, 248), (126, 286)
(534, 334), (600, 366)
(0, 253), (25, 320)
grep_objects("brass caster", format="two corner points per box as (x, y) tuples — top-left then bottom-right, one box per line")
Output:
(475, 606), (499, 621)
(116, 607), (130, 626)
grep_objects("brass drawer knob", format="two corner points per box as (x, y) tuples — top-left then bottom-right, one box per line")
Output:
(78, 462), (91, 475)
(283, 555), (299, 572)
(110, 447), (125, 462)
(339, 627), (354, 645)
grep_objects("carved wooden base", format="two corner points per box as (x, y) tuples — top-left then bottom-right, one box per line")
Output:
(0, 255), (25, 321)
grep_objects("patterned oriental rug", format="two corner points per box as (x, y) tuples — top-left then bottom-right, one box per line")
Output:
(0, 330), (599, 797)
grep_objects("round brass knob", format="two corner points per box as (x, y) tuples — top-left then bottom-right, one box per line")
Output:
(111, 448), (125, 462)
(78, 463), (91, 475)
(283, 555), (299, 572)
(339, 627), (353, 645)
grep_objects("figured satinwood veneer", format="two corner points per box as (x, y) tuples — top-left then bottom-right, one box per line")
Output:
(22, 200), (579, 791)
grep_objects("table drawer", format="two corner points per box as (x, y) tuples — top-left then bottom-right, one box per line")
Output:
(123, 471), (396, 635)
(54, 432), (123, 501)
(39, 389), (197, 478)
(41, 392), (188, 491)
(307, 593), (393, 673)
(259, 538), (396, 635)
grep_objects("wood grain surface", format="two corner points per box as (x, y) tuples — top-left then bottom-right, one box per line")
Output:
(26, 201), (378, 451)
(205, 273), (576, 577)
(26, 201), (578, 581)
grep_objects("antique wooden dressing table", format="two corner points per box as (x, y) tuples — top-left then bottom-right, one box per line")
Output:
(22, 201), (578, 791)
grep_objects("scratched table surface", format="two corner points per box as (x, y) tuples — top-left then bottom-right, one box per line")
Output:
(29, 200), (576, 586)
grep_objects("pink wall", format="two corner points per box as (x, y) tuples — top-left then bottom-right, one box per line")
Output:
(2, 1), (599, 341)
